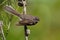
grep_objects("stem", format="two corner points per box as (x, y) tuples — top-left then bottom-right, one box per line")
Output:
(24, 25), (28, 40)
(22, 0), (29, 40)
(0, 21), (6, 40)
(23, 0), (26, 14)
(6, 22), (11, 36)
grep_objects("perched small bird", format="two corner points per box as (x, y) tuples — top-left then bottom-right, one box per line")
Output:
(4, 6), (39, 26)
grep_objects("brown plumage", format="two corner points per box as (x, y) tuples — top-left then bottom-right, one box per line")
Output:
(4, 6), (39, 26)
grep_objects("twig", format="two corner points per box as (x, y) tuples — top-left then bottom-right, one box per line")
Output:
(0, 21), (6, 40)
(23, 0), (26, 14)
(6, 22), (11, 36)
(22, 0), (30, 40)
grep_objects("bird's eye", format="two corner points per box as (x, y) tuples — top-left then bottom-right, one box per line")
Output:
(33, 17), (39, 20)
(35, 17), (39, 21)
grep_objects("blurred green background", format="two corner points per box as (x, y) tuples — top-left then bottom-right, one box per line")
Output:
(0, 0), (60, 40)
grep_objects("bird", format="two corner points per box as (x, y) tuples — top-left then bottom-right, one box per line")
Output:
(3, 6), (39, 26)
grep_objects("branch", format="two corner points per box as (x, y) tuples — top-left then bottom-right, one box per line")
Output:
(22, 0), (30, 40)
(23, 0), (26, 14)
(0, 21), (6, 40)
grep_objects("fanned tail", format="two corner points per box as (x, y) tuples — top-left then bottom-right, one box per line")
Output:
(4, 5), (21, 17)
